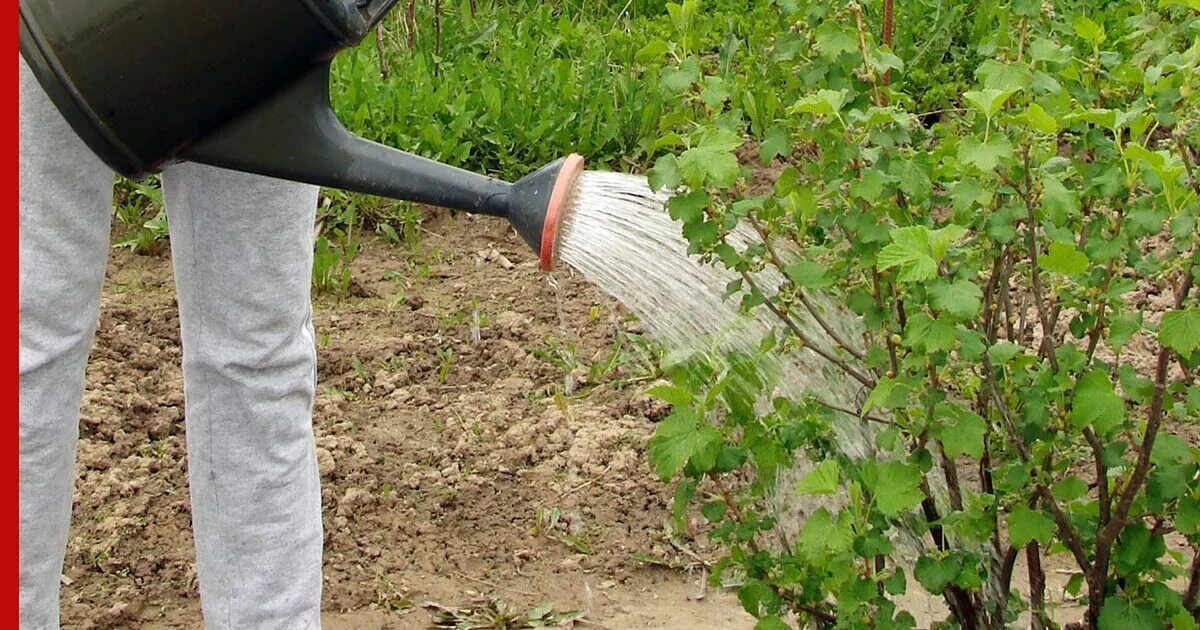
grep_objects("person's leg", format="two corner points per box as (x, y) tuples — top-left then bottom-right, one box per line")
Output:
(160, 162), (322, 630)
(18, 58), (115, 629)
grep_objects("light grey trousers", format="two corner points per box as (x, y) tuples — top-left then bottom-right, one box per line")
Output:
(19, 59), (324, 629)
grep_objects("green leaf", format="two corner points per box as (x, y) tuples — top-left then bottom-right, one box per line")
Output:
(1065, 573), (1086, 596)
(648, 154), (681, 192)
(976, 60), (1033, 91)
(813, 22), (857, 58)
(784, 260), (833, 288)
(963, 88), (1018, 119)
(986, 341), (1022, 365)
(1073, 16), (1107, 46)
(738, 579), (781, 617)
(1178, 495), (1200, 535)
(1119, 364), (1154, 404)
(865, 461), (924, 517)
(873, 49), (905, 74)
(1031, 70), (1063, 94)
(956, 328), (986, 361)
(939, 408), (985, 459)
(677, 146), (737, 188)
(1019, 103), (1059, 134)
(798, 508), (854, 559)
(1067, 107), (1117, 130)
(1008, 505), (1054, 547)
(701, 500), (727, 523)
(1160, 309), (1200, 356)
(882, 568), (907, 596)
(790, 89), (849, 117)
(672, 478), (697, 528)
(1029, 38), (1071, 65)
(683, 220), (720, 248)
(678, 128), (743, 188)
(695, 128), (743, 153)
(931, 280), (983, 319)
(1097, 596), (1160, 630)
(797, 460), (840, 495)
(714, 445), (746, 473)
(1041, 241), (1090, 275)
(1172, 613), (1198, 630)
(950, 179), (994, 212)
(1069, 370), (1124, 435)
(1108, 312), (1143, 353)
(922, 316), (958, 353)
(878, 227), (937, 282)
(636, 39), (670, 63)
(850, 169), (888, 202)
(700, 76), (731, 110)
(862, 377), (910, 413)
(894, 159), (933, 204)
(528, 603), (553, 620)
(878, 226), (964, 283)
(958, 136), (1014, 171)
(745, 431), (787, 479)
(1151, 433), (1192, 465)
(1040, 176), (1078, 225)
(759, 126), (792, 165)
(928, 225), (968, 260)
(1012, 0), (1040, 16)
(915, 555), (962, 595)
(1052, 477), (1088, 502)
(648, 408), (722, 481)
(660, 57), (701, 94)
(646, 384), (692, 407)
(667, 190), (709, 224)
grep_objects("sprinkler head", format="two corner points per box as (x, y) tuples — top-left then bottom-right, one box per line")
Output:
(505, 154), (585, 271)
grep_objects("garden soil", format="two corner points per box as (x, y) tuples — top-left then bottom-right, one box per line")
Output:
(63, 208), (754, 629)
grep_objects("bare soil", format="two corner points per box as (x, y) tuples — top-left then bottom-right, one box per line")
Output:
(63, 209), (753, 629)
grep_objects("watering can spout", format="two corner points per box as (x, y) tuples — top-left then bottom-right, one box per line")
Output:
(184, 62), (583, 271)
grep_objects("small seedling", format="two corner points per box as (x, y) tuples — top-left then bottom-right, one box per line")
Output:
(533, 506), (591, 555)
(425, 598), (585, 630)
(435, 347), (455, 383)
(350, 354), (372, 385)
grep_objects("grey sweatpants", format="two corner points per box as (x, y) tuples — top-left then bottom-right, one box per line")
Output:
(19, 59), (324, 629)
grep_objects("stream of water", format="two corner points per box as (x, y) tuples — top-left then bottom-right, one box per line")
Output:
(555, 171), (895, 546)
(557, 171), (870, 447)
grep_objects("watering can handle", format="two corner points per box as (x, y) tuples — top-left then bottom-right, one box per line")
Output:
(302, 0), (400, 45)
(181, 61), (511, 218)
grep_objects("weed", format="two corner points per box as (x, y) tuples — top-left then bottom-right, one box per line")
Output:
(320, 384), (353, 399)
(532, 506), (592, 556)
(435, 347), (455, 383)
(350, 355), (372, 385)
(381, 354), (408, 372)
(113, 177), (169, 255)
(529, 336), (580, 373)
(425, 598), (584, 629)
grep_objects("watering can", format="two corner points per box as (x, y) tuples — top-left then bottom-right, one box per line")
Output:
(18, 0), (584, 270)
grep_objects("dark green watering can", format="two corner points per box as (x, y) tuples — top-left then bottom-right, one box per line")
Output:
(18, 0), (583, 270)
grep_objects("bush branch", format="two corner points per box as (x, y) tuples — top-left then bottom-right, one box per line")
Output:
(748, 218), (867, 362)
(1087, 270), (1193, 626)
(1185, 547), (1200, 616)
(739, 270), (875, 388)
